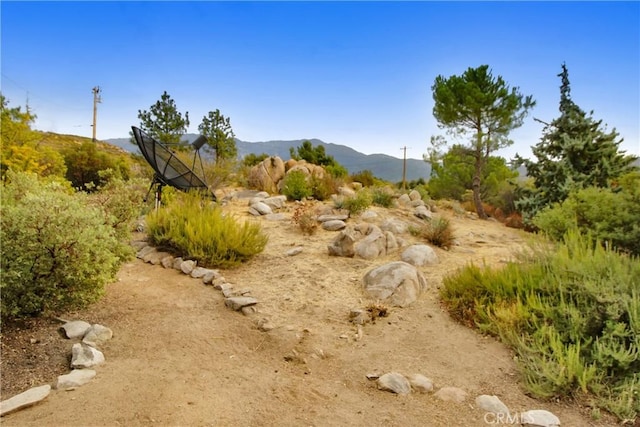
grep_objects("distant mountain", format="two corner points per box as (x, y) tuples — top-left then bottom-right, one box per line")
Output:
(105, 135), (431, 183)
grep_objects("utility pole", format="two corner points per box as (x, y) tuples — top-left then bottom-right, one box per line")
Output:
(92, 86), (102, 142)
(400, 146), (408, 190)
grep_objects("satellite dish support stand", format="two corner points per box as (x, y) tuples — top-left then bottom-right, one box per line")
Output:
(144, 175), (165, 212)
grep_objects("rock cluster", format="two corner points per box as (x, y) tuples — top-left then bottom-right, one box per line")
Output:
(0, 320), (113, 417)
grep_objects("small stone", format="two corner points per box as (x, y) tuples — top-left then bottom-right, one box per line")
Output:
(202, 271), (221, 284)
(225, 297), (258, 311)
(377, 372), (411, 394)
(365, 373), (380, 380)
(0, 385), (51, 416)
(434, 386), (467, 403)
(136, 246), (155, 259)
(322, 220), (346, 231)
(82, 324), (113, 347)
(61, 320), (91, 339)
(160, 255), (174, 269)
(190, 267), (210, 279)
(408, 374), (434, 393)
(285, 247), (303, 256)
(521, 409), (561, 427)
(180, 260), (196, 275)
(56, 369), (96, 390)
(172, 257), (184, 270)
(475, 395), (509, 416)
(241, 306), (257, 316)
(70, 343), (105, 369)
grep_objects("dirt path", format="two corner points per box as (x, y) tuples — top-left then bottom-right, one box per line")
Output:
(1, 198), (616, 426)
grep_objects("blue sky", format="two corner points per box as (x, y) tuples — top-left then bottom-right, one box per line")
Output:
(2, 1), (638, 161)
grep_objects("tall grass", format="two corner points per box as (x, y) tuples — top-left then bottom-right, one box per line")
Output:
(440, 230), (640, 421)
(146, 192), (268, 268)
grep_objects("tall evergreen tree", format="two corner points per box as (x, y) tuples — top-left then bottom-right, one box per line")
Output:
(430, 65), (535, 219)
(515, 64), (637, 222)
(198, 109), (237, 164)
(135, 91), (190, 148)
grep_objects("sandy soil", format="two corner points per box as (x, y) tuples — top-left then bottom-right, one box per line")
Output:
(0, 194), (618, 426)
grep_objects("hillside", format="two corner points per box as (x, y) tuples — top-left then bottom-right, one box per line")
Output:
(104, 135), (432, 183)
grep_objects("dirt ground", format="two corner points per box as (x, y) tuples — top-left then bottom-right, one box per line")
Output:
(0, 193), (620, 426)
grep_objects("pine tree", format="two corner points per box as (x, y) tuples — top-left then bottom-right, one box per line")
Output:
(135, 91), (190, 148)
(198, 109), (237, 164)
(515, 64), (637, 222)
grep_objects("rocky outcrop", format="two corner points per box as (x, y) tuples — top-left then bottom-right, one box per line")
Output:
(362, 261), (427, 307)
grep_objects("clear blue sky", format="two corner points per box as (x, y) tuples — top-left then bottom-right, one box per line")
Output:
(2, 1), (638, 161)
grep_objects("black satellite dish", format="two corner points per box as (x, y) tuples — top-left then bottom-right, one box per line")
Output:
(131, 126), (216, 207)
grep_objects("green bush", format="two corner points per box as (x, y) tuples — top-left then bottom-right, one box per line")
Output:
(281, 170), (312, 201)
(371, 186), (395, 208)
(336, 189), (372, 216)
(533, 172), (640, 256)
(350, 170), (375, 187)
(440, 230), (640, 421)
(146, 192), (268, 268)
(1, 172), (122, 318)
(409, 217), (454, 249)
(309, 173), (335, 201)
(63, 142), (130, 191)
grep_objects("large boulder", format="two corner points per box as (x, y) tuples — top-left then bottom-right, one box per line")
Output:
(354, 225), (387, 259)
(248, 156), (286, 194)
(401, 244), (438, 266)
(362, 261), (427, 307)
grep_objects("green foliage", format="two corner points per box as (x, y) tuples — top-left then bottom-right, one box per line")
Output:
(1, 172), (123, 318)
(281, 170), (312, 201)
(409, 217), (454, 249)
(440, 231), (640, 420)
(335, 189), (372, 215)
(325, 163), (348, 179)
(430, 64), (535, 218)
(350, 170), (375, 187)
(198, 109), (237, 164)
(243, 153), (269, 167)
(146, 192), (268, 268)
(63, 141), (130, 191)
(136, 91), (190, 148)
(309, 173), (336, 201)
(371, 186), (395, 208)
(533, 172), (640, 256)
(289, 140), (347, 177)
(515, 64), (637, 224)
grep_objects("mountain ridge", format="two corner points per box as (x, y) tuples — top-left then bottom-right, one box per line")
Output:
(105, 134), (431, 183)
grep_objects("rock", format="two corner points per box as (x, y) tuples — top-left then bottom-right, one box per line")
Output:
(338, 186), (356, 198)
(380, 218), (408, 235)
(414, 205), (432, 220)
(354, 225), (386, 259)
(521, 410), (561, 427)
(247, 156), (286, 194)
(397, 193), (411, 206)
(0, 385), (51, 416)
(263, 195), (287, 210)
(251, 201), (273, 215)
(146, 251), (171, 265)
(180, 260), (196, 275)
(409, 190), (422, 201)
(264, 213), (287, 221)
(172, 257), (184, 270)
(286, 247), (303, 256)
(385, 231), (399, 253)
(190, 267), (211, 279)
(130, 240), (148, 250)
(317, 214), (349, 222)
(136, 246), (155, 259)
(362, 261), (427, 307)
(160, 255), (174, 269)
(401, 244), (439, 266)
(61, 320), (91, 339)
(211, 277), (226, 288)
(322, 220), (346, 231)
(475, 395), (509, 416)
(327, 226), (357, 257)
(225, 297), (259, 311)
(360, 210), (379, 221)
(377, 373), (411, 394)
(221, 284), (235, 298)
(55, 369), (96, 390)
(408, 374), (434, 393)
(70, 343), (105, 369)
(202, 270), (221, 284)
(82, 324), (113, 347)
(255, 191), (270, 199)
(434, 386), (467, 403)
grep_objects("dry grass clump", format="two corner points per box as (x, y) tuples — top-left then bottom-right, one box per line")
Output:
(291, 203), (318, 235)
(410, 217), (455, 249)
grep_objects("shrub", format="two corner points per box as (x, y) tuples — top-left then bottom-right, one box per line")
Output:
(337, 189), (372, 216)
(410, 217), (454, 249)
(63, 142), (130, 191)
(533, 172), (640, 256)
(1, 172), (122, 318)
(350, 170), (375, 187)
(291, 203), (318, 235)
(440, 230), (640, 420)
(371, 186), (395, 208)
(146, 192), (268, 268)
(281, 170), (312, 201)
(309, 173), (335, 201)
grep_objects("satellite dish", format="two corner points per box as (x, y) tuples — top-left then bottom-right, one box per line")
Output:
(131, 126), (216, 207)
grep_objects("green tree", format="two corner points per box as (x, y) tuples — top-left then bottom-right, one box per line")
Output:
(430, 65), (535, 219)
(290, 140), (348, 178)
(64, 142), (129, 191)
(515, 64), (637, 223)
(136, 91), (190, 148)
(198, 109), (237, 164)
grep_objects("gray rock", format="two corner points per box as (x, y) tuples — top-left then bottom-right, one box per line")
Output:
(401, 244), (439, 266)
(263, 195), (287, 210)
(380, 218), (408, 235)
(70, 343), (105, 369)
(327, 226), (357, 257)
(414, 205), (432, 220)
(211, 277), (226, 288)
(160, 255), (174, 269)
(180, 260), (196, 275)
(136, 245), (155, 259)
(286, 247), (303, 256)
(248, 206), (261, 216)
(145, 250), (171, 265)
(408, 374), (434, 393)
(172, 257), (184, 270)
(0, 385), (51, 416)
(255, 191), (270, 199)
(251, 201), (273, 215)
(354, 225), (386, 259)
(141, 248), (159, 263)
(82, 324), (113, 347)
(475, 395), (509, 416)
(221, 284), (235, 298)
(362, 261), (427, 307)
(322, 220), (346, 231)
(264, 213), (287, 221)
(130, 240), (148, 250)
(190, 267), (211, 279)
(385, 231), (398, 253)
(434, 386), (467, 403)
(61, 320), (92, 339)
(409, 190), (422, 201)
(411, 199), (426, 207)
(225, 297), (259, 311)
(360, 210), (379, 221)
(521, 410), (561, 427)
(202, 270), (221, 284)
(318, 214), (349, 222)
(397, 194), (411, 206)
(55, 369), (96, 390)
(377, 372), (411, 394)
